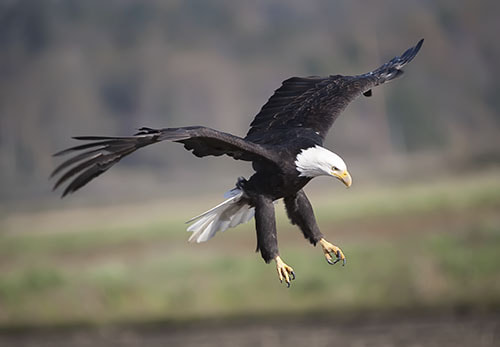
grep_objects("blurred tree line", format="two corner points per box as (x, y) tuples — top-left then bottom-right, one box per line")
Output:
(1, 0), (499, 204)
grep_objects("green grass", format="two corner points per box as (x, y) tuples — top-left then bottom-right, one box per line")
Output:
(0, 174), (499, 327)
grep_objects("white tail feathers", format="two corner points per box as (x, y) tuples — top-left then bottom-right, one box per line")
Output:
(186, 189), (254, 243)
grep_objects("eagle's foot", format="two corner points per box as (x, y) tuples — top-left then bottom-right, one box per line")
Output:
(319, 238), (346, 266)
(274, 256), (295, 288)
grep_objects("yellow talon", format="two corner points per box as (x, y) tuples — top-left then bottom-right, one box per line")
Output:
(274, 256), (295, 287)
(319, 238), (346, 266)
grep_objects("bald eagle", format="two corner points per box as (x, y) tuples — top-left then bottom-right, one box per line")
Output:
(52, 39), (423, 287)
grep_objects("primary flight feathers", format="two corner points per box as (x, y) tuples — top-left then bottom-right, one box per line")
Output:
(51, 126), (278, 197)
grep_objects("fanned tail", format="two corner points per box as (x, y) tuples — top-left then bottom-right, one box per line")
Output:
(187, 189), (254, 243)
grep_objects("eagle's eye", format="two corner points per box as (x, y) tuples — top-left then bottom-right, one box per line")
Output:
(332, 166), (339, 171)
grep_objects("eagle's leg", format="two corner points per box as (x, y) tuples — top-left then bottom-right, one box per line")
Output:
(255, 194), (295, 287)
(284, 190), (346, 266)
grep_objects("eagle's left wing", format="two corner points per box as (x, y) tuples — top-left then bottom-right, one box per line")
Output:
(51, 126), (279, 197)
(245, 39), (423, 144)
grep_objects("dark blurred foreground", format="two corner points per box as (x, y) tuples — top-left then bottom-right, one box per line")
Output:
(1, 313), (499, 347)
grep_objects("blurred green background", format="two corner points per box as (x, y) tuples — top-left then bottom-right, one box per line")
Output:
(0, 0), (499, 345)
(2, 174), (500, 326)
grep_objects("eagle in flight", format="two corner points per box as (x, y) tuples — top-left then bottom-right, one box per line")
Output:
(52, 39), (423, 287)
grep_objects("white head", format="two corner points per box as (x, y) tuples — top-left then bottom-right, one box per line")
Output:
(295, 145), (352, 187)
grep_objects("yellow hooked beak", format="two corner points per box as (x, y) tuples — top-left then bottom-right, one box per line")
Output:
(332, 170), (352, 188)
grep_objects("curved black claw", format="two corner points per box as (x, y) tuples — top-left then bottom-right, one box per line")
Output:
(325, 248), (346, 266)
(319, 238), (346, 266)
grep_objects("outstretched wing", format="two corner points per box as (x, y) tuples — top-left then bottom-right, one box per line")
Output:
(51, 126), (277, 197)
(245, 39), (424, 144)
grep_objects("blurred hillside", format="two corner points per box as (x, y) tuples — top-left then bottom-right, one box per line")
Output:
(1, 0), (500, 208)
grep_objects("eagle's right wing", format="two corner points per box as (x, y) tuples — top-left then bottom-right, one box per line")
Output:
(51, 126), (278, 197)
